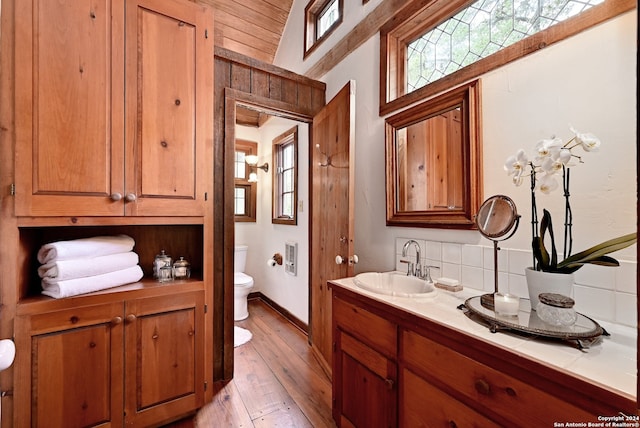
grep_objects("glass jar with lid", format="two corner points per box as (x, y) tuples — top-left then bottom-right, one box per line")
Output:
(153, 249), (172, 279)
(173, 256), (191, 280)
(536, 293), (577, 326)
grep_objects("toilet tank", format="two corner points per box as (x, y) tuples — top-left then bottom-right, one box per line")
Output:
(234, 245), (248, 273)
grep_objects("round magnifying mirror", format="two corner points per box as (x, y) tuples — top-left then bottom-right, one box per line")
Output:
(476, 195), (520, 309)
(476, 195), (519, 240)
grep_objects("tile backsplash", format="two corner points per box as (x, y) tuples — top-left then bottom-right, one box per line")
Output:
(395, 237), (637, 327)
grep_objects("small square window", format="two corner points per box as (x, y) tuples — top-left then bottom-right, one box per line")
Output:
(304, 0), (343, 58)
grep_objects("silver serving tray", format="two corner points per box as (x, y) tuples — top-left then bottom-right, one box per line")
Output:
(462, 296), (605, 349)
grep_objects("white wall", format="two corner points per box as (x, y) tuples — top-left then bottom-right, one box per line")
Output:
(273, 4), (637, 325)
(235, 118), (311, 324)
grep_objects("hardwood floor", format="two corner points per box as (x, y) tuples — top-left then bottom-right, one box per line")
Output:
(193, 299), (336, 427)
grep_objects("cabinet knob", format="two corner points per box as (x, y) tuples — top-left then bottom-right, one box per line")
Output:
(335, 255), (345, 265)
(125, 193), (137, 202)
(474, 378), (491, 395)
(111, 316), (123, 325)
(125, 314), (137, 323)
(110, 193), (122, 201)
(448, 421), (458, 428)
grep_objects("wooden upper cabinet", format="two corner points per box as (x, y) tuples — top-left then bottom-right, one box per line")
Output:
(14, 0), (213, 217)
(124, 0), (212, 216)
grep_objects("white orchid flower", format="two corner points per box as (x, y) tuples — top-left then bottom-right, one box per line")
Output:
(574, 130), (601, 152)
(533, 137), (562, 164)
(540, 147), (572, 174)
(504, 149), (528, 186)
(536, 174), (559, 194)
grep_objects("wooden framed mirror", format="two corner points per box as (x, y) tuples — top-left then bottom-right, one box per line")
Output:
(385, 80), (483, 228)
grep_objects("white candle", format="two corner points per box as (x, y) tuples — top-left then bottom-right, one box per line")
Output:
(494, 293), (520, 316)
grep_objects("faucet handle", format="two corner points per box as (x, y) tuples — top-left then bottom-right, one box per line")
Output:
(422, 265), (440, 283)
(399, 259), (414, 276)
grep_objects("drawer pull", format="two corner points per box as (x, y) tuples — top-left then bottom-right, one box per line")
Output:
(125, 314), (137, 323)
(474, 379), (491, 395)
(385, 378), (394, 390)
(505, 386), (517, 397)
(111, 316), (123, 326)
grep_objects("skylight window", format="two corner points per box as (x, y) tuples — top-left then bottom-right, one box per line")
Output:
(317, 0), (339, 39)
(304, 0), (343, 57)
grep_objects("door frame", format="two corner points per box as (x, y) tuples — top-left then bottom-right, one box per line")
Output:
(221, 88), (315, 379)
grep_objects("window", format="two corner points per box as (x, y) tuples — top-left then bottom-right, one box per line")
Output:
(304, 0), (343, 57)
(381, 0), (630, 115)
(272, 127), (298, 225)
(234, 140), (257, 222)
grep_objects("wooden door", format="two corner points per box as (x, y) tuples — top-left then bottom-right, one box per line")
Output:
(124, 0), (213, 216)
(124, 291), (205, 427)
(310, 81), (356, 375)
(14, 0), (126, 216)
(14, 303), (124, 428)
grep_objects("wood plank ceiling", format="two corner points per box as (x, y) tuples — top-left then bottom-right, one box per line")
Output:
(196, 0), (294, 64)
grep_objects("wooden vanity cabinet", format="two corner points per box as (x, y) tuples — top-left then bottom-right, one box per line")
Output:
(332, 294), (398, 428)
(14, 289), (205, 428)
(14, 0), (212, 217)
(330, 284), (636, 427)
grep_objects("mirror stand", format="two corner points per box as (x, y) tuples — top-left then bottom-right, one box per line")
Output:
(475, 195), (520, 309)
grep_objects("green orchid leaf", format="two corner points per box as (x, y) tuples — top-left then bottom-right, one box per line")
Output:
(557, 233), (637, 269)
(559, 255), (620, 272)
(533, 209), (559, 270)
(532, 237), (550, 270)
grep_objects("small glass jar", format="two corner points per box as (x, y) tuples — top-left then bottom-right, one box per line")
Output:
(153, 250), (172, 279)
(158, 260), (173, 283)
(537, 293), (577, 326)
(173, 256), (191, 280)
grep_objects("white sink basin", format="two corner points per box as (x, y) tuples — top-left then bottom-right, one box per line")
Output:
(353, 272), (436, 298)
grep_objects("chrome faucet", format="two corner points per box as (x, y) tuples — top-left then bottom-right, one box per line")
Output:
(401, 240), (422, 278)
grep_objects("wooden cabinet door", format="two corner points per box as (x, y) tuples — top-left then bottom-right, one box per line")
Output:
(123, 291), (205, 426)
(334, 331), (397, 428)
(123, 0), (213, 216)
(14, 0), (126, 217)
(14, 302), (124, 428)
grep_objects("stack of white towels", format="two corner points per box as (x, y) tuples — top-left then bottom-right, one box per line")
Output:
(38, 234), (143, 299)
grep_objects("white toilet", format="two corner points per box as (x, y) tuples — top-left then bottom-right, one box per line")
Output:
(234, 245), (254, 321)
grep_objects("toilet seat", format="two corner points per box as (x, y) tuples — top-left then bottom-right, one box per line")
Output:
(234, 272), (253, 287)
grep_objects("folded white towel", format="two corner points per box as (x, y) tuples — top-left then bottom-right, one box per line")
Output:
(41, 265), (144, 299)
(37, 235), (135, 264)
(38, 252), (140, 280)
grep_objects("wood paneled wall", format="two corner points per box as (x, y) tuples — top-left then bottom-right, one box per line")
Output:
(213, 46), (325, 380)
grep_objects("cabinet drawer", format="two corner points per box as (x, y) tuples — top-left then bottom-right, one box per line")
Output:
(334, 295), (396, 358)
(401, 329), (595, 425)
(26, 302), (123, 335)
(401, 367), (500, 428)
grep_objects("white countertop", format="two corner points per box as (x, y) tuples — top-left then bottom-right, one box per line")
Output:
(331, 276), (637, 399)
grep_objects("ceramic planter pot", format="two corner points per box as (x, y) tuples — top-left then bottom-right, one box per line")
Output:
(525, 267), (574, 310)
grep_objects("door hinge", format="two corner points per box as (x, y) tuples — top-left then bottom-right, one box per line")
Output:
(204, 192), (208, 201)
(204, 381), (208, 391)
(205, 29), (209, 39)
(10, 183), (15, 196)
(204, 304), (208, 314)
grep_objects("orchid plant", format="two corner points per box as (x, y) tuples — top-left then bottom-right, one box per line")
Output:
(504, 127), (636, 274)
